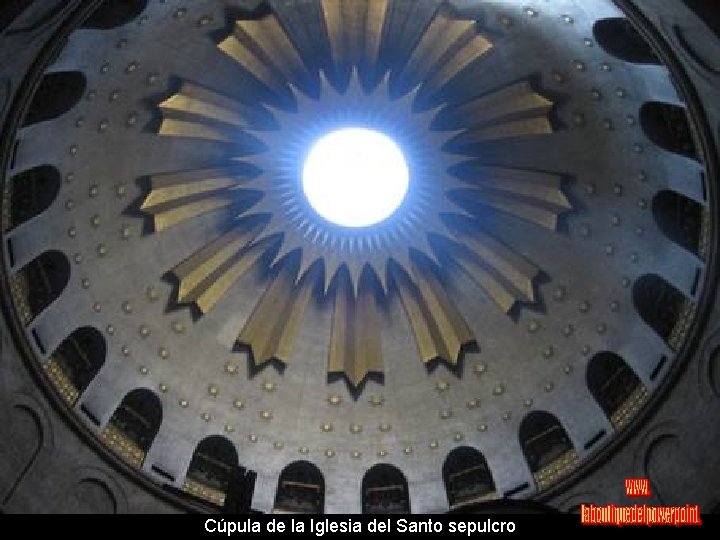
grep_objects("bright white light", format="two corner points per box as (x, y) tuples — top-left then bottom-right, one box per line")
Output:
(302, 128), (409, 228)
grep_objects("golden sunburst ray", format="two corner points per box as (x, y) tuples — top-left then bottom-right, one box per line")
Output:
(141, 1), (570, 388)
(237, 255), (320, 367)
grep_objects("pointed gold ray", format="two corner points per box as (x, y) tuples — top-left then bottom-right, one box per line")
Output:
(456, 229), (539, 304)
(158, 118), (239, 143)
(172, 225), (265, 307)
(440, 81), (553, 129)
(160, 82), (261, 129)
(391, 259), (475, 365)
(238, 259), (319, 366)
(452, 252), (518, 312)
(147, 194), (244, 232)
(448, 167), (572, 214)
(457, 166), (571, 210)
(441, 223), (540, 311)
(141, 167), (257, 231)
(219, 14), (313, 96)
(455, 190), (565, 230)
(394, 6), (492, 98)
(453, 117), (553, 145)
(322, 0), (389, 87)
(142, 168), (243, 210)
(328, 269), (383, 386)
(193, 241), (271, 314)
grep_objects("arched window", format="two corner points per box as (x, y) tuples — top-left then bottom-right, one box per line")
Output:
(82, 0), (148, 29)
(22, 72), (86, 127)
(587, 352), (646, 428)
(11, 251), (70, 325)
(640, 102), (697, 159)
(274, 461), (324, 514)
(593, 18), (660, 64)
(361, 464), (410, 514)
(6, 166), (61, 230)
(653, 190), (704, 256)
(45, 327), (106, 405)
(184, 436), (239, 508)
(443, 446), (496, 508)
(103, 389), (162, 468)
(519, 411), (576, 489)
(633, 274), (690, 350)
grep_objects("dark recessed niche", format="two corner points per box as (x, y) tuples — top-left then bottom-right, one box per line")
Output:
(13, 250), (70, 322)
(362, 463), (410, 514)
(274, 460), (324, 514)
(519, 411), (573, 473)
(22, 72), (86, 127)
(7, 165), (61, 230)
(443, 446), (496, 508)
(593, 17), (660, 64)
(52, 327), (106, 398)
(652, 190), (703, 255)
(81, 0), (148, 30)
(108, 388), (162, 454)
(586, 351), (642, 419)
(186, 435), (238, 503)
(633, 274), (687, 344)
(640, 102), (698, 159)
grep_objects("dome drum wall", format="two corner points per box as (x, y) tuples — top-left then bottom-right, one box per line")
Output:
(0, 0), (718, 514)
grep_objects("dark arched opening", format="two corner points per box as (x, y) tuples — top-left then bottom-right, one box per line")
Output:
(82, 0), (148, 29)
(6, 166), (61, 230)
(593, 18), (660, 64)
(274, 461), (324, 514)
(11, 250), (70, 324)
(587, 352), (646, 428)
(633, 274), (690, 350)
(652, 190), (704, 256)
(362, 463), (410, 514)
(640, 102), (698, 159)
(519, 411), (576, 489)
(184, 436), (239, 507)
(103, 389), (162, 467)
(23, 72), (87, 127)
(443, 446), (496, 509)
(45, 327), (106, 405)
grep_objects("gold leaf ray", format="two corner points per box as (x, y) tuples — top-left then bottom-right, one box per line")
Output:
(159, 82), (260, 130)
(149, 194), (240, 232)
(439, 81), (553, 130)
(158, 118), (239, 143)
(238, 258), (320, 366)
(172, 225), (265, 307)
(219, 17), (301, 97)
(391, 259), (475, 365)
(394, 6), (492, 99)
(193, 241), (271, 314)
(460, 166), (571, 210)
(454, 190), (565, 230)
(142, 168), (245, 211)
(141, 167), (259, 231)
(322, 0), (389, 88)
(453, 117), (553, 145)
(328, 268), (383, 387)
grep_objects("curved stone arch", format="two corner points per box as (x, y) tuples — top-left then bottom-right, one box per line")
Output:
(0, 393), (54, 507)
(54, 465), (129, 514)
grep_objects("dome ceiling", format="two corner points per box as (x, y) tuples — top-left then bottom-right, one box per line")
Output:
(0, 0), (713, 513)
